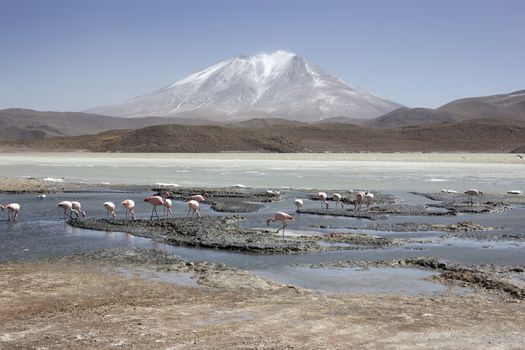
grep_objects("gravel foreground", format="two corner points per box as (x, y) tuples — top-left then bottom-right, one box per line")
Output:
(1, 248), (524, 349)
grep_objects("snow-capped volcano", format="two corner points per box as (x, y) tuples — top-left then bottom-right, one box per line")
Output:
(88, 50), (402, 122)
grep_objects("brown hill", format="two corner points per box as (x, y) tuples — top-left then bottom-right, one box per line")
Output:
(438, 90), (525, 121)
(3, 118), (525, 153)
(226, 118), (308, 128)
(365, 90), (525, 128)
(314, 116), (368, 125)
(365, 108), (457, 128)
(0, 109), (217, 140)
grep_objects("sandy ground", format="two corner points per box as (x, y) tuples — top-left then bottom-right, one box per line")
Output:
(1, 255), (524, 350)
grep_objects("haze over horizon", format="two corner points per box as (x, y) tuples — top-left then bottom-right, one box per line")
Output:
(1, 0), (524, 112)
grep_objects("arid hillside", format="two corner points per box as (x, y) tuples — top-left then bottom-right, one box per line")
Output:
(3, 118), (525, 153)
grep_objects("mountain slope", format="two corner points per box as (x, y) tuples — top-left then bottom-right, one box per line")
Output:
(0, 109), (217, 140)
(365, 90), (525, 128)
(88, 51), (402, 122)
(366, 107), (457, 128)
(438, 90), (525, 121)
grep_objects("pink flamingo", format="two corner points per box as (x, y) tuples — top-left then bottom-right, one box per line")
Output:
(158, 192), (174, 217)
(318, 192), (329, 209)
(57, 201), (74, 217)
(1, 203), (20, 221)
(187, 200), (200, 217)
(355, 192), (366, 211)
(144, 196), (165, 220)
(365, 192), (374, 208)
(163, 198), (173, 217)
(121, 199), (136, 220)
(464, 189), (483, 206)
(71, 201), (86, 218)
(188, 193), (209, 202)
(103, 202), (116, 219)
(333, 193), (344, 209)
(266, 212), (294, 236)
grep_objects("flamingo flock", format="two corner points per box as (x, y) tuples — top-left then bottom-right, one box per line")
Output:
(0, 188), (488, 240)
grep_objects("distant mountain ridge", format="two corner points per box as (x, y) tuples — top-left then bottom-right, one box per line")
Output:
(367, 90), (525, 128)
(87, 50), (402, 122)
(0, 108), (215, 140)
(438, 90), (525, 120)
(4, 118), (525, 153)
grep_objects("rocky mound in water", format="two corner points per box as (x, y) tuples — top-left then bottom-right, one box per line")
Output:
(322, 221), (496, 233)
(155, 187), (279, 213)
(67, 216), (321, 253)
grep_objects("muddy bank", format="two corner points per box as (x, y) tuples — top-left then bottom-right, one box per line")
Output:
(298, 203), (456, 219)
(208, 198), (264, 213)
(156, 187), (279, 213)
(67, 216), (323, 253)
(297, 207), (385, 219)
(415, 191), (515, 214)
(299, 232), (398, 248)
(301, 257), (525, 300)
(416, 191), (525, 205)
(51, 248), (281, 291)
(0, 177), (85, 194)
(427, 202), (509, 214)
(314, 220), (497, 233)
(301, 198), (512, 219)
(2, 257), (524, 349)
(0, 177), (154, 194)
(308, 190), (397, 206)
(442, 231), (525, 241)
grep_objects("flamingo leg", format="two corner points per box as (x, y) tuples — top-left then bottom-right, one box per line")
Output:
(276, 222), (287, 234)
(154, 206), (159, 219)
(130, 210), (136, 221)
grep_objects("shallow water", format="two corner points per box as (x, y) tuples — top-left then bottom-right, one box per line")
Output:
(254, 266), (464, 295)
(1, 153), (525, 294)
(1, 152), (524, 192)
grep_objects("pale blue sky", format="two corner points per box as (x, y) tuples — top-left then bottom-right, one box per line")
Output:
(1, 0), (524, 111)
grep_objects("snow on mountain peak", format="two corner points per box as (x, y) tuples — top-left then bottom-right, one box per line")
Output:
(88, 50), (402, 122)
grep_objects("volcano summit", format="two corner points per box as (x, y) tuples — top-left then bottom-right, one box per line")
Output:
(88, 51), (401, 122)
